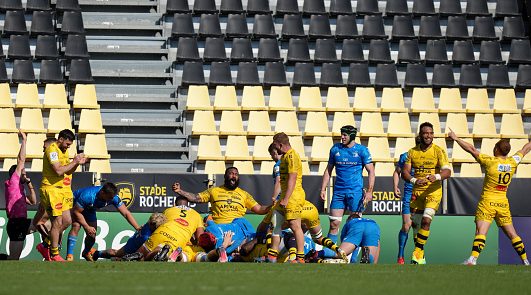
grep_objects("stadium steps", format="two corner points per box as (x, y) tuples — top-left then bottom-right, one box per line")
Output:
(94, 84), (176, 103)
(109, 158), (193, 173)
(99, 109), (183, 128)
(105, 133), (188, 152)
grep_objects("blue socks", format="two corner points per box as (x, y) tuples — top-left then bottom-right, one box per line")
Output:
(398, 230), (409, 258)
(67, 235), (77, 256)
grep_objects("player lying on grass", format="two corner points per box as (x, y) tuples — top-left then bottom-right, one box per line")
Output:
(197, 217), (255, 261)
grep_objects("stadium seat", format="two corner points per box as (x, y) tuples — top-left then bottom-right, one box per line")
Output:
(68, 59), (94, 84)
(181, 61), (205, 86)
(331, 112), (356, 137)
(56, 0), (81, 11)
(359, 112), (385, 137)
(26, 0), (51, 11)
(524, 89), (531, 114)
(193, 0), (216, 14)
(413, 0), (436, 15)
(209, 61), (233, 86)
(335, 15), (360, 39)
(225, 14), (248, 39)
(479, 138), (498, 156)
(472, 113), (499, 138)
(47, 108), (72, 134)
(466, 88), (492, 113)
(2, 158), (17, 171)
(11, 59), (35, 83)
(281, 14), (305, 40)
(404, 63), (429, 88)
(330, 0), (354, 15)
(425, 40), (449, 64)
(444, 113), (471, 137)
(446, 16), (470, 40)
(30, 159), (43, 171)
(287, 38), (311, 64)
(253, 15), (277, 39)
(73, 84), (99, 109)
(438, 88), (464, 113)
(502, 16), (527, 41)
(219, 111), (246, 136)
(495, 0), (520, 17)
(60, 11), (85, 34)
(274, 111), (301, 136)
(235, 62), (260, 86)
(308, 15), (332, 39)
(304, 112), (330, 137)
(0, 133), (19, 158)
(263, 62), (289, 87)
(246, 0), (271, 15)
(220, 0), (244, 14)
(460, 163), (483, 177)
(247, 111), (274, 136)
(394, 137), (416, 159)
(213, 86), (239, 111)
(398, 39), (421, 63)
(375, 162), (396, 176)
(511, 139), (531, 163)
(466, 0), (490, 16)
(275, 0), (299, 15)
(0, 108), (17, 132)
(0, 83), (13, 107)
(451, 138), (476, 162)
(320, 63), (344, 87)
(387, 113), (414, 137)
(1, 0), (23, 10)
(479, 41), (503, 65)
(225, 136), (252, 161)
(198, 14), (222, 38)
(19, 108), (46, 133)
(385, 0), (409, 16)
(15, 83), (41, 108)
(353, 87), (379, 112)
(419, 15), (443, 40)
(240, 86), (267, 111)
(204, 160), (226, 175)
(508, 39), (531, 65)
(268, 86), (295, 111)
(431, 64), (456, 88)
(417, 112), (444, 137)
(493, 89), (519, 114)
(516, 164), (531, 178)
(314, 39), (338, 64)
(203, 37), (227, 62)
(392, 15), (415, 40)
(64, 34), (89, 59)
(297, 87), (323, 111)
(257, 38), (281, 63)
(368, 137), (393, 162)
(341, 39), (365, 64)
(171, 14), (195, 38)
(78, 109), (104, 133)
(3, 10), (27, 35)
(356, 0), (380, 15)
(185, 85), (212, 111)
(325, 87), (351, 112)
(303, 0), (327, 15)
(231, 40), (255, 63)
(368, 39), (393, 64)
(25, 133), (46, 158)
(452, 40), (476, 64)
(516, 64), (531, 89)
(288, 136), (308, 161)
(197, 135), (224, 161)
(259, 160), (275, 175)
(191, 110), (218, 136)
(252, 135), (274, 161)
(375, 64), (400, 88)
(362, 15), (387, 39)
(472, 16), (497, 41)
(411, 88), (437, 113)
(231, 161), (255, 174)
(310, 136), (333, 162)
(35, 35), (59, 59)
(500, 114), (527, 138)
(88, 159), (111, 173)
(347, 63), (372, 87)
(39, 60), (63, 84)
(380, 88), (407, 112)
(486, 64), (511, 89)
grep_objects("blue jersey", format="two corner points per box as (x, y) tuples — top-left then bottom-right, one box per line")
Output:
(397, 152), (414, 196)
(206, 218), (256, 254)
(341, 217), (380, 248)
(123, 222), (152, 254)
(273, 160), (281, 200)
(73, 186), (123, 210)
(328, 143), (372, 193)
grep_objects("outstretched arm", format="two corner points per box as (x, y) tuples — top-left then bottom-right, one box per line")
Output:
(251, 203), (272, 215)
(16, 131), (26, 176)
(117, 205), (141, 231)
(518, 139), (531, 157)
(172, 182), (204, 203)
(448, 128), (479, 159)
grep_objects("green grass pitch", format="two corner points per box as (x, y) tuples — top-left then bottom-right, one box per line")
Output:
(0, 262), (528, 295)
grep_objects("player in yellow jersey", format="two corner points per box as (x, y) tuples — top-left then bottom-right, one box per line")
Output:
(449, 129), (531, 265)
(138, 196), (204, 261)
(402, 122), (451, 264)
(267, 132), (306, 263)
(172, 167), (271, 224)
(36, 129), (87, 261)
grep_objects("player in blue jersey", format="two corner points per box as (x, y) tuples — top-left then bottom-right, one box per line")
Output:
(339, 214), (380, 263)
(319, 125), (375, 257)
(65, 183), (141, 261)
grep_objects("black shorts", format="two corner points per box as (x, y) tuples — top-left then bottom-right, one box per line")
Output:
(7, 218), (31, 241)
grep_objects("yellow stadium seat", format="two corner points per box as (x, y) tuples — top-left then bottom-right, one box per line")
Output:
(191, 110), (218, 136)
(459, 163), (483, 177)
(310, 136), (333, 162)
(66, 138), (77, 157)
(0, 133), (19, 157)
(387, 113), (414, 137)
(298, 87), (323, 112)
(43, 84), (69, 109)
(418, 113), (444, 137)
(47, 108), (72, 134)
(0, 83), (13, 107)
(247, 111), (274, 136)
(510, 139), (531, 163)
(225, 135), (252, 161)
(15, 84), (41, 108)
(301, 160), (310, 175)
(359, 112), (385, 137)
(353, 87), (379, 112)
(88, 159), (112, 173)
(2, 158), (17, 171)
(241, 86), (267, 111)
(20, 108), (46, 133)
(252, 135), (274, 161)
(394, 137), (416, 159)
(219, 111), (246, 136)
(232, 161), (255, 174)
(304, 112), (331, 137)
(472, 113), (499, 138)
(432, 137), (448, 153)
(331, 112), (356, 137)
(185, 85), (212, 111)
(500, 114), (527, 139)
(268, 86), (295, 111)
(325, 87), (351, 112)
(451, 138), (476, 162)
(465, 88), (492, 113)
(83, 134), (110, 159)
(438, 88), (464, 113)
(516, 164), (531, 178)
(213, 86), (239, 111)
(0, 108), (17, 132)
(26, 133), (46, 158)
(318, 161), (337, 176)
(274, 111), (301, 136)
(444, 113), (471, 137)
(73, 84), (100, 109)
(30, 158), (43, 171)
(259, 160), (275, 174)
(380, 87), (407, 112)
(204, 160), (226, 175)
(197, 135), (224, 161)
(524, 89), (531, 114)
(78, 109), (105, 133)
(374, 162), (396, 176)
(410, 88), (437, 113)
(480, 138), (498, 156)
(493, 89), (520, 114)
(368, 137), (393, 162)
(289, 136), (308, 161)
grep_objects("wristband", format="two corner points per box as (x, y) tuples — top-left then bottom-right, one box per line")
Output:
(435, 174), (442, 181)
(410, 177), (417, 185)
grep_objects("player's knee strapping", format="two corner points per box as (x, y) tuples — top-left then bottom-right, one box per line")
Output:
(414, 228), (430, 250)
(271, 211), (285, 237)
(471, 235), (486, 257)
(422, 208), (436, 220)
(328, 216), (342, 222)
(511, 236), (527, 260)
(311, 228), (323, 241)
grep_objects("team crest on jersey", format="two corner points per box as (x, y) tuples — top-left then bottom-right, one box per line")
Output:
(50, 152), (59, 161)
(116, 182), (135, 208)
(226, 198), (233, 204)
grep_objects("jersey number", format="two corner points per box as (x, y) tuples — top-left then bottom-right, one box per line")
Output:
(498, 173), (511, 184)
(180, 210), (187, 218)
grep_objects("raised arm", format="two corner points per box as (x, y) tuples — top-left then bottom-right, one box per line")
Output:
(172, 182), (204, 203)
(448, 128), (480, 159)
(518, 139), (531, 157)
(16, 131), (26, 176)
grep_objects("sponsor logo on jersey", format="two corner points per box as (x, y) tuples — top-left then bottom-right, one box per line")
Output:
(55, 203), (63, 210)
(63, 177), (71, 186)
(174, 218), (189, 226)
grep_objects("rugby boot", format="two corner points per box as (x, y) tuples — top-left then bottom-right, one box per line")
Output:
(154, 244), (171, 262)
(168, 247), (183, 262)
(397, 257), (405, 265)
(265, 255), (277, 263)
(360, 247), (371, 264)
(523, 259), (530, 266)
(463, 256), (477, 265)
(337, 248), (349, 263)
(411, 249), (426, 265)
(50, 254), (65, 262)
(83, 248), (97, 262)
(217, 247), (228, 263)
(122, 252), (144, 261)
(304, 249), (319, 263)
(36, 243), (51, 261)
(66, 254), (74, 262)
